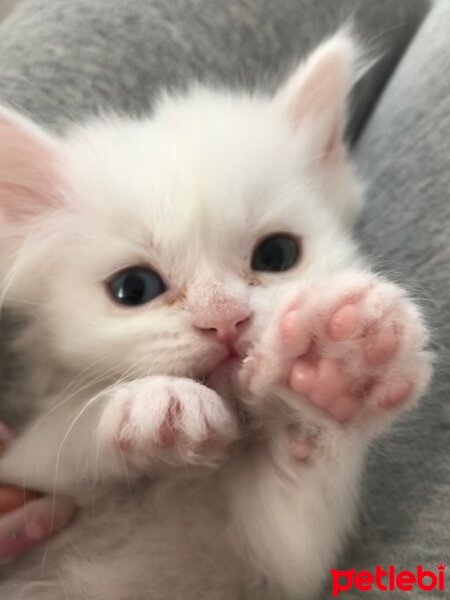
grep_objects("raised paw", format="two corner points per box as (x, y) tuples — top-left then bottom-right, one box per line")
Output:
(99, 377), (239, 469)
(247, 273), (432, 428)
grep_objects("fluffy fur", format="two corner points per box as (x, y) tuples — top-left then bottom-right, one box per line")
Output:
(0, 33), (431, 599)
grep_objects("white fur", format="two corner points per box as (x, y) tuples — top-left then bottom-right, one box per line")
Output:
(0, 33), (429, 599)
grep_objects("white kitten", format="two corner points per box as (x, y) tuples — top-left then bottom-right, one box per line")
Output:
(0, 33), (431, 599)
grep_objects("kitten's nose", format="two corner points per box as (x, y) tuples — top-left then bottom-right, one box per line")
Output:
(191, 295), (250, 346)
(200, 315), (250, 345)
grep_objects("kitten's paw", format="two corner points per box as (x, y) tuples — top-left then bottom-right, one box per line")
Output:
(99, 377), (239, 468)
(247, 273), (432, 428)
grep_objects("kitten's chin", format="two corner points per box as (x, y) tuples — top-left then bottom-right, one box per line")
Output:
(198, 355), (243, 397)
(192, 340), (252, 396)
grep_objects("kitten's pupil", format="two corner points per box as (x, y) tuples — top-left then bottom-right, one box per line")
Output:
(251, 234), (299, 273)
(109, 268), (166, 306)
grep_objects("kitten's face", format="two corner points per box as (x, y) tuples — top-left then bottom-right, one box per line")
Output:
(0, 34), (361, 389)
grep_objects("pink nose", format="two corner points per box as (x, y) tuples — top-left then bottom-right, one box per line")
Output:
(191, 301), (250, 345)
(199, 316), (249, 345)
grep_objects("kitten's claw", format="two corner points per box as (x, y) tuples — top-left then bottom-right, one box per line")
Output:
(99, 377), (239, 469)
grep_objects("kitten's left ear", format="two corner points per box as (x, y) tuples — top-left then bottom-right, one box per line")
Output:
(0, 106), (64, 223)
(275, 31), (363, 160)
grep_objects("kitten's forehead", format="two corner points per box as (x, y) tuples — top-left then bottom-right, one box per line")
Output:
(65, 92), (312, 259)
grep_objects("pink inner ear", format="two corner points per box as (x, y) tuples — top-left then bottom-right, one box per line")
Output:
(278, 34), (355, 159)
(0, 111), (61, 222)
(287, 50), (351, 125)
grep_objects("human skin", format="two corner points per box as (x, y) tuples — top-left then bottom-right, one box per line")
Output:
(0, 422), (75, 564)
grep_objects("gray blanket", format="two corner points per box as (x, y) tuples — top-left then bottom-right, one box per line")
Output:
(0, 0), (448, 597)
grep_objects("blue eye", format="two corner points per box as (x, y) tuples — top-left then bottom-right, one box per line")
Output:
(251, 234), (300, 273)
(108, 267), (167, 306)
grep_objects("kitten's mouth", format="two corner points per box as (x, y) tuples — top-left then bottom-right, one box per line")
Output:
(196, 347), (247, 392)
(211, 353), (241, 373)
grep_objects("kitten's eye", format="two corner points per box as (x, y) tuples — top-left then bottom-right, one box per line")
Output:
(251, 234), (300, 273)
(108, 267), (167, 306)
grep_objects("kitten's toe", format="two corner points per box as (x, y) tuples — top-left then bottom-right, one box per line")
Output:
(327, 303), (359, 341)
(99, 377), (239, 470)
(364, 326), (398, 366)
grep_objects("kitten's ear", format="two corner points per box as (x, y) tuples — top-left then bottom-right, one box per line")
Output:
(275, 32), (362, 159)
(0, 106), (64, 223)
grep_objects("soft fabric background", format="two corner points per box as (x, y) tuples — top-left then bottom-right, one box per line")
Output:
(0, 0), (429, 140)
(0, 0), (448, 597)
(0, 0), (21, 22)
(346, 1), (450, 592)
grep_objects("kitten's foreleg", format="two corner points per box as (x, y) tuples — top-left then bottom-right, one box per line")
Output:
(230, 271), (432, 599)
(0, 377), (239, 499)
(226, 426), (365, 600)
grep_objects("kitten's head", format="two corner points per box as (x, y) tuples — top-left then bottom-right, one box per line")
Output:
(0, 33), (363, 387)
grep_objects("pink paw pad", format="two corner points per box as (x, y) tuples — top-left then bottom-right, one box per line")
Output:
(364, 328), (398, 366)
(289, 437), (315, 461)
(378, 381), (412, 409)
(277, 276), (430, 425)
(290, 359), (350, 407)
(287, 425), (316, 461)
(280, 309), (311, 356)
(328, 303), (359, 341)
